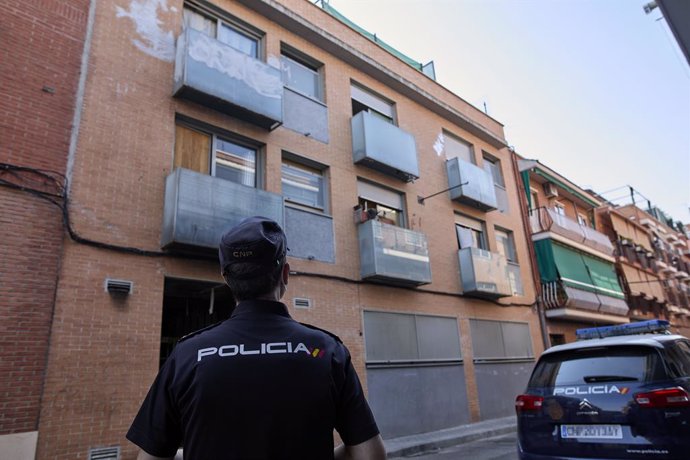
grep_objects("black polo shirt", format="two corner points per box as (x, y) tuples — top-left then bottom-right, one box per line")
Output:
(127, 300), (379, 460)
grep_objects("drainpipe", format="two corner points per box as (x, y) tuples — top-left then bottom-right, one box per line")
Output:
(510, 151), (550, 350)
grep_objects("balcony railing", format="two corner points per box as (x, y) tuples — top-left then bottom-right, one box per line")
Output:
(530, 207), (613, 256)
(357, 219), (431, 286)
(458, 247), (511, 298)
(173, 28), (283, 130)
(351, 111), (419, 182)
(540, 281), (629, 322)
(445, 157), (497, 211)
(161, 168), (284, 250)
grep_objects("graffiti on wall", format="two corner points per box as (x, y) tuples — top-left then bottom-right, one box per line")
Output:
(115, 0), (176, 62)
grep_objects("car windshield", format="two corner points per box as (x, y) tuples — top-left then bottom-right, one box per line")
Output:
(529, 345), (665, 387)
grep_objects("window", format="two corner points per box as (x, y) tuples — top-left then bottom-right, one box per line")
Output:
(482, 154), (505, 187)
(174, 120), (260, 187)
(443, 131), (474, 163)
(281, 45), (323, 101)
(577, 213), (588, 227)
(554, 202), (566, 216)
(530, 189), (539, 211)
(455, 215), (486, 250)
(214, 137), (256, 186)
(529, 346), (664, 387)
(351, 83), (395, 124)
(357, 179), (404, 226)
(495, 228), (517, 263)
(281, 155), (327, 212)
(183, 3), (260, 58)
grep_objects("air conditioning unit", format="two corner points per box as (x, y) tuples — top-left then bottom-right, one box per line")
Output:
(543, 182), (559, 198)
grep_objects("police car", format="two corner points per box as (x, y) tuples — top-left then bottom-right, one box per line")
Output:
(515, 320), (690, 459)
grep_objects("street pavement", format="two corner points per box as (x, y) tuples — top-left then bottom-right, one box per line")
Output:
(385, 415), (516, 458)
(398, 433), (517, 460)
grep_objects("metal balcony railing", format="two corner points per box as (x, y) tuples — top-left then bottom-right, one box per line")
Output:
(173, 28), (283, 130)
(530, 207), (613, 256)
(357, 219), (431, 286)
(161, 168), (284, 250)
(458, 247), (512, 298)
(445, 157), (497, 211)
(351, 111), (419, 182)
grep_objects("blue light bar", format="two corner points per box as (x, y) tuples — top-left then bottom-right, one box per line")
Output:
(576, 320), (670, 340)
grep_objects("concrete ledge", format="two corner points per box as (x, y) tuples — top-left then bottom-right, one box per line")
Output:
(384, 415), (517, 458)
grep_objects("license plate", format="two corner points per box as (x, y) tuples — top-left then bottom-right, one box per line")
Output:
(561, 424), (622, 439)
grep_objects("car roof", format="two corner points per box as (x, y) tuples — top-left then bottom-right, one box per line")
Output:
(542, 333), (686, 356)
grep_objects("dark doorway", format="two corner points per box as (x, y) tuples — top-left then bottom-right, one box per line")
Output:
(160, 277), (235, 368)
(549, 333), (566, 346)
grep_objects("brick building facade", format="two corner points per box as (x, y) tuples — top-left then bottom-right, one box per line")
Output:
(0, 0), (89, 458)
(6, 0), (544, 458)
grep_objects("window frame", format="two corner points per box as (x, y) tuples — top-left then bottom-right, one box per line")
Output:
(280, 44), (325, 102)
(482, 153), (505, 188)
(281, 152), (329, 213)
(494, 226), (518, 263)
(212, 135), (259, 188)
(175, 117), (264, 189)
(357, 179), (405, 227)
(554, 202), (566, 216)
(351, 81), (396, 124)
(183, 1), (264, 59)
(455, 214), (487, 250)
(443, 130), (475, 164)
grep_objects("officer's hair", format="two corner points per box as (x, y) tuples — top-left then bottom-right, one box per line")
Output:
(222, 257), (285, 301)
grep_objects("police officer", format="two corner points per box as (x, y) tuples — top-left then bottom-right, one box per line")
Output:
(127, 216), (385, 460)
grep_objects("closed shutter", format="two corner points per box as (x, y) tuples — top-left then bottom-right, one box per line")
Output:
(174, 124), (211, 174)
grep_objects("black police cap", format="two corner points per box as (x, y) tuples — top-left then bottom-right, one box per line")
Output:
(219, 216), (287, 279)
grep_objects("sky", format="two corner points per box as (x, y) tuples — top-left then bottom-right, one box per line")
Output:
(325, 0), (690, 224)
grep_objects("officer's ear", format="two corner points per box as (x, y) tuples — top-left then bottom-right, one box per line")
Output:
(281, 262), (290, 285)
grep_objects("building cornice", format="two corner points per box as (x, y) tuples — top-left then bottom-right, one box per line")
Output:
(235, 0), (508, 149)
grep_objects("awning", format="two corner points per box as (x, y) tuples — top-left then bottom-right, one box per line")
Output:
(541, 240), (625, 299)
(534, 239), (558, 283)
(521, 170), (531, 209)
(646, 272), (666, 302)
(610, 212), (652, 251)
(621, 264), (644, 297)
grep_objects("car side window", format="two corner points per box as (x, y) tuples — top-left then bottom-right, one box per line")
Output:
(669, 341), (690, 377)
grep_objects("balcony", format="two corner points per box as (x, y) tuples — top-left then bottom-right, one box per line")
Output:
(540, 281), (629, 324)
(283, 87), (329, 143)
(351, 111), (419, 182)
(357, 219), (431, 286)
(530, 207), (613, 257)
(173, 28), (283, 130)
(446, 157), (497, 211)
(161, 168), (284, 251)
(458, 247), (511, 298)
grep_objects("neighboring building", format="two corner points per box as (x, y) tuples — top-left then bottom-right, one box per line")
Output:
(518, 159), (629, 344)
(597, 204), (690, 337)
(33, 0), (540, 458)
(0, 1), (89, 458)
(646, 0), (690, 66)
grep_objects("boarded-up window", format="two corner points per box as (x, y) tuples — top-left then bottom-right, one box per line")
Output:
(470, 319), (533, 360)
(364, 311), (462, 363)
(174, 124), (211, 174)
